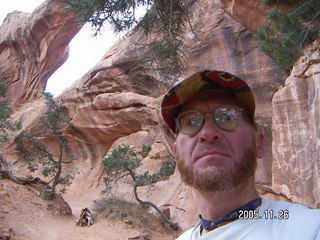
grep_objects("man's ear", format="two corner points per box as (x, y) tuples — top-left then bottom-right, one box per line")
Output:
(256, 131), (264, 159)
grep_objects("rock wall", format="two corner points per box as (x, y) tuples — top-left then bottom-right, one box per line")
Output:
(272, 39), (320, 208)
(220, 0), (320, 208)
(1, 0), (319, 231)
(219, 0), (270, 33)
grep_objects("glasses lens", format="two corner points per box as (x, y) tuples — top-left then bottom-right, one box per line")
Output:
(178, 111), (204, 135)
(213, 105), (242, 130)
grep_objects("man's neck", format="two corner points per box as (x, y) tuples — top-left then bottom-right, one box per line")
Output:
(195, 177), (259, 221)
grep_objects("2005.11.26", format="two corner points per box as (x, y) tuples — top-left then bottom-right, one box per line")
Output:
(239, 209), (289, 220)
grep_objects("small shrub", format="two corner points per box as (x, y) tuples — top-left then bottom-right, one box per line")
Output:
(141, 144), (152, 158)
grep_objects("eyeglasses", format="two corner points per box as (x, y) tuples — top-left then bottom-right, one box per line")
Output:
(175, 105), (244, 136)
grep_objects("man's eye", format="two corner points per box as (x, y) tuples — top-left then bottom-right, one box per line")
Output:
(180, 115), (202, 127)
(220, 113), (235, 122)
(188, 119), (202, 126)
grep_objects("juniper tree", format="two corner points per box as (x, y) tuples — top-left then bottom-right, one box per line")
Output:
(102, 144), (178, 229)
(256, 0), (320, 69)
(66, 0), (193, 71)
(17, 92), (76, 200)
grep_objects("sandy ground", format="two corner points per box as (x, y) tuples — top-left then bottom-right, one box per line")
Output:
(0, 179), (181, 240)
(29, 215), (175, 240)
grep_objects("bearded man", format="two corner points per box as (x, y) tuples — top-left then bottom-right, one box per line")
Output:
(160, 69), (320, 240)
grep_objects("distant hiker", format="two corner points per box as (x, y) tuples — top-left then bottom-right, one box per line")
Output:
(76, 208), (93, 227)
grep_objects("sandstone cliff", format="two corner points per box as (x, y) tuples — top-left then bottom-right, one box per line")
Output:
(0, 0), (319, 235)
(0, 0), (82, 109)
(272, 39), (320, 208)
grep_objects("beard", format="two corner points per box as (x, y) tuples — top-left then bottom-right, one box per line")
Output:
(176, 138), (257, 192)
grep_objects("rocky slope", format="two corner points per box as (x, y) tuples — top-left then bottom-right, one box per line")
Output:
(0, 0), (319, 236)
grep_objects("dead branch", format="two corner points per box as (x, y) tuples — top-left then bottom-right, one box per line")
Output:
(0, 157), (46, 185)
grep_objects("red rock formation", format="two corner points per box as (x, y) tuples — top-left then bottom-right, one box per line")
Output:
(219, 0), (271, 33)
(0, 0), (82, 109)
(220, 0), (320, 208)
(272, 38), (320, 208)
(219, 0), (290, 34)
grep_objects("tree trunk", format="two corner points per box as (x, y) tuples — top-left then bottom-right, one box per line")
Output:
(51, 143), (64, 192)
(133, 184), (179, 230)
(51, 160), (62, 194)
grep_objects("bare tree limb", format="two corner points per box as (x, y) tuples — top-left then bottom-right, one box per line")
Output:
(0, 157), (46, 185)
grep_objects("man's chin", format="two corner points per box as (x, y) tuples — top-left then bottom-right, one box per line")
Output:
(181, 168), (235, 192)
(178, 139), (257, 192)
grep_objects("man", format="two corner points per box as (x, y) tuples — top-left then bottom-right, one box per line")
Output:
(160, 70), (320, 240)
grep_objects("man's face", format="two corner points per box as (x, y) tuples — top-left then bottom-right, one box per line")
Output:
(173, 90), (264, 192)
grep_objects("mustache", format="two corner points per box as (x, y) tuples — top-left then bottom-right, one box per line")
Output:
(192, 141), (231, 162)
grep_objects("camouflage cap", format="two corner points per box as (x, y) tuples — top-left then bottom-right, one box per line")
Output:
(160, 69), (255, 133)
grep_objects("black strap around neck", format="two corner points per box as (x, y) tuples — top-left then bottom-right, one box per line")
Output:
(199, 197), (262, 231)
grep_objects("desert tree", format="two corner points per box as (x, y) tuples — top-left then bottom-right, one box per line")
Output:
(102, 144), (178, 229)
(255, 0), (320, 69)
(16, 92), (76, 200)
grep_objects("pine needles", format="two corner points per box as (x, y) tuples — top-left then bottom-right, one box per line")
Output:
(255, 0), (320, 69)
(66, 0), (192, 72)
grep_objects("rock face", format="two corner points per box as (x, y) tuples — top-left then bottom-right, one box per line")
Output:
(272, 39), (320, 208)
(1, 0), (319, 232)
(0, 0), (82, 109)
(219, 0), (270, 33)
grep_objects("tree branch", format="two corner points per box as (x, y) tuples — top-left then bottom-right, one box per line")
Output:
(0, 157), (47, 185)
(133, 184), (179, 230)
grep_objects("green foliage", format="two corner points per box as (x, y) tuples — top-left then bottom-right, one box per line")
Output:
(138, 0), (189, 70)
(102, 144), (175, 193)
(262, 0), (290, 6)
(0, 79), (21, 143)
(262, 0), (277, 6)
(103, 144), (141, 174)
(0, 79), (7, 96)
(141, 144), (152, 158)
(67, 0), (153, 33)
(66, 0), (191, 71)
(148, 38), (183, 71)
(16, 93), (76, 199)
(41, 92), (72, 134)
(134, 158), (175, 186)
(256, 0), (320, 69)
(158, 158), (176, 178)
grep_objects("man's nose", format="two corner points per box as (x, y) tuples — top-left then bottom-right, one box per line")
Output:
(198, 115), (223, 143)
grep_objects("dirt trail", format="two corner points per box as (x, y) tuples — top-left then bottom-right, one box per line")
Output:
(35, 216), (161, 240)
(0, 179), (180, 240)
